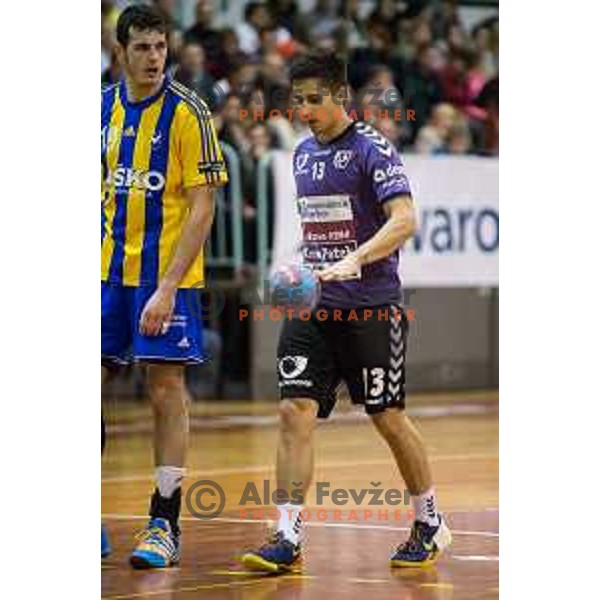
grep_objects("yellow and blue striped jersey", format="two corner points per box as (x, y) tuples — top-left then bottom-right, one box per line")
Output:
(101, 77), (228, 288)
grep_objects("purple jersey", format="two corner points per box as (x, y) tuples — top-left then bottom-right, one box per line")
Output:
(293, 121), (412, 309)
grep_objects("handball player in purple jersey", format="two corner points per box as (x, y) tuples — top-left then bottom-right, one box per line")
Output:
(241, 51), (451, 572)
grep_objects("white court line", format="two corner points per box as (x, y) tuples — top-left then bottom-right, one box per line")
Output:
(102, 452), (498, 484)
(101, 513), (499, 539)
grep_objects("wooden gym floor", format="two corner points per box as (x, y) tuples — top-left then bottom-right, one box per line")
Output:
(102, 391), (499, 599)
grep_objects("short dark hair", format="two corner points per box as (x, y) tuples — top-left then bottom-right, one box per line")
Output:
(245, 2), (265, 22)
(116, 4), (167, 47)
(290, 51), (347, 89)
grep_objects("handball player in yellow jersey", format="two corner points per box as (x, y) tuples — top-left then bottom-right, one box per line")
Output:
(101, 4), (228, 568)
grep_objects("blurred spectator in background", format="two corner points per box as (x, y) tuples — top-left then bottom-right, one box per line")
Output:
(256, 52), (297, 149)
(241, 87), (267, 128)
(349, 20), (403, 92)
(441, 50), (475, 112)
(430, 0), (459, 40)
(472, 22), (497, 80)
(166, 27), (184, 69)
(474, 76), (499, 156)
(185, 0), (222, 75)
(218, 93), (250, 156)
(338, 0), (368, 49)
(360, 64), (402, 110)
(446, 116), (472, 154)
(445, 22), (468, 53)
(235, 2), (266, 55)
(101, 3), (118, 73)
(222, 61), (259, 102)
(102, 48), (122, 86)
(372, 115), (403, 149)
(212, 29), (248, 82)
(403, 44), (444, 143)
(245, 123), (273, 183)
(267, 0), (310, 48)
(305, 0), (340, 43)
(439, 47), (487, 156)
(415, 102), (456, 154)
(240, 122), (275, 263)
(257, 51), (289, 111)
(406, 17), (433, 61)
(152, 0), (181, 29)
(369, 0), (402, 42)
(174, 41), (219, 110)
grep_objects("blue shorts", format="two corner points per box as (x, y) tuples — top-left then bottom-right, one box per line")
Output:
(101, 282), (204, 366)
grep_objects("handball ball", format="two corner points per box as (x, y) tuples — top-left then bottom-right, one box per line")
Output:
(268, 262), (321, 311)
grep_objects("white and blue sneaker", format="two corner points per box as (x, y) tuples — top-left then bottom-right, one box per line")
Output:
(130, 518), (180, 569)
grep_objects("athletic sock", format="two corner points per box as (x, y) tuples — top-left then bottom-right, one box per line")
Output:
(150, 466), (185, 535)
(150, 488), (182, 537)
(277, 503), (303, 545)
(411, 488), (440, 527)
(156, 466), (185, 498)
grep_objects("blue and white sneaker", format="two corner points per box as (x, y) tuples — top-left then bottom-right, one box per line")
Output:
(241, 531), (302, 573)
(101, 525), (111, 558)
(390, 517), (452, 567)
(130, 518), (180, 569)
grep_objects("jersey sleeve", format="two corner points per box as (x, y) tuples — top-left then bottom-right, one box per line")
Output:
(363, 136), (412, 204)
(177, 100), (229, 188)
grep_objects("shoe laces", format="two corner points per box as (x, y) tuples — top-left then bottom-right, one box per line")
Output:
(135, 523), (171, 545)
(395, 522), (427, 554)
(264, 530), (286, 547)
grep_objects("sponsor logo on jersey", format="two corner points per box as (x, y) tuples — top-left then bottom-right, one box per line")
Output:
(278, 356), (309, 379)
(105, 166), (166, 192)
(297, 195), (353, 223)
(381, 174), (410, 191)
(333, 149), (354, 170)
(374, 163), (405, 183)
(294, 152), (310, 176)
(197, 160), (226, 174)
(374, 169), (386, 183)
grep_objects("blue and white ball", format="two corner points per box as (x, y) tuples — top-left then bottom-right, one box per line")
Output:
(268, 262), (321, 312)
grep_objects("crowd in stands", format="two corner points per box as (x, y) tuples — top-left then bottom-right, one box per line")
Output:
(102, 0), (499, 159)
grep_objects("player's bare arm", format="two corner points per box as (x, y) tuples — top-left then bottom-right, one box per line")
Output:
(319, 195), (415, 282)
(139, 186), (216, 336)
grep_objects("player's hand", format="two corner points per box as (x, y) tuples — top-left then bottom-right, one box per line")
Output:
(318, 253), (361, 282)
(139, 286), (176, 336)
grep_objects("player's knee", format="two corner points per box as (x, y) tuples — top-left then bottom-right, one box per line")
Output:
(371, 406), (406, 438)
(279, 399), (317, 437)
(147, 366), (187, 413)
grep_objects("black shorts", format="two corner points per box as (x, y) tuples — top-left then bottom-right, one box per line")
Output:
(277, 304), (408, 418)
